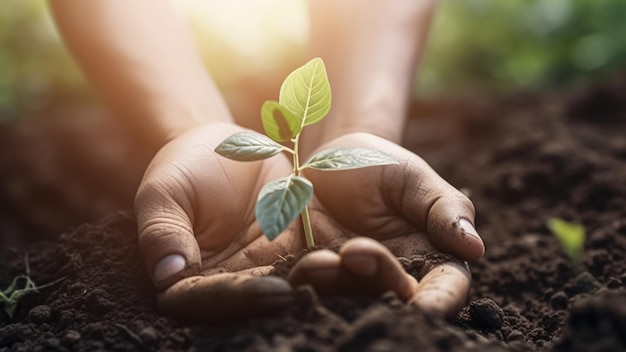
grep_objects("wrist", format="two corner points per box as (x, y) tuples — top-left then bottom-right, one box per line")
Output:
(322, 104), (407, 144)
(309, 73), (409, 149)
(300, 116), (405, 159)
(324, 120), (405, 145)
(143, 100), (234, 151)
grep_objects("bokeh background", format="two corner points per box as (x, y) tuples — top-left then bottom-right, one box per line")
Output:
(2, 0), (625, 121)
(1, 0), (625, 239)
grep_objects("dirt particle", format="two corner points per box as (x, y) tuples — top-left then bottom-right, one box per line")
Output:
(550, 291), (569, 310)
(28, 305), (53, 324)
(338, 307), (392, 352)
(139, 326), (158, 345)
(86, 288), (115, 315)
(0, 324), (33, 347)
(564, 272), (600, 297)
(61, 330), (81, 346)
(43, 337), (61, 350)
(380, 291), (403, 309)
(555, 291), (626, 352)
(507, 329), (525, 342)
(606, 277), (622, 289)
(620, 273), (626, 285)
(468, 298), (504, 331)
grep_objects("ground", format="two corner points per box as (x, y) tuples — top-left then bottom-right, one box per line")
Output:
(1, 74), (626, 351)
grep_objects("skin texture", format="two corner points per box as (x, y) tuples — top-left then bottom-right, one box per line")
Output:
(50, 0), (485, 322)
(303, 0), (435, 154)
(49, 0), (232, 152)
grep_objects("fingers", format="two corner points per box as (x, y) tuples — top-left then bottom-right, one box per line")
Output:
(288, 249), (346, 294)
(411, 261), (471, 319)
(340, 238), (416, 299)
(304, 133), (485, 261)
(158, 273), (293, 324)
(289, 237), (471, 319)
(289, 238), (417, 300)
(424, 193), (485, 261)
(135, 175), (201, 291)
(388, 150), (485, 261)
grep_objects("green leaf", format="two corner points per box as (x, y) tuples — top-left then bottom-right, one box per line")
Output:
(4, 303), (17, 318)
(279, 57), (331, 127)
(3, 276), (22, 296)
(255, 175), (313, 240)
(547, 217), (585, 262)
(215, 132), (284, 161)
(261, 101), (301, 142)
(303, 147), (398, 171)
(1, 276), (36, 318)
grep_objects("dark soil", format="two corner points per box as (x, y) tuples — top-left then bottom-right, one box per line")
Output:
(2, 74), (626, 351)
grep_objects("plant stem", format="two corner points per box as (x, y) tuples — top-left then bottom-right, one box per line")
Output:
(301, 205), (315, 248)
(281, 146), (295, 155)
(292, 136), (301, 176)
(292, 133), (314, 248)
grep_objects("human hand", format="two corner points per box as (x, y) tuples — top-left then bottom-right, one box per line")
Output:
(135, 125), (484, 323)
(289, 132), (485, 318)
(135, 122), (301, 323)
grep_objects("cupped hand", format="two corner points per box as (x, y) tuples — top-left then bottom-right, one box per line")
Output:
(135, 122), (301, 323)
(291, 132), (485, 317)
(135, 124), (484, 323)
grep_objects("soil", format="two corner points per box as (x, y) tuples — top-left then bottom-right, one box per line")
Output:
(2, 74), (626, 351)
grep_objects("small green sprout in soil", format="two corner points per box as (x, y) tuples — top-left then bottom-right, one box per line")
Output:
(547, 217), (585, 264)
(216, 58), (397, 248)
(0, 254), (64, 318)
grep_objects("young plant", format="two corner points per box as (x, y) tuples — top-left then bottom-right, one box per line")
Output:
(547, 217), (585, 263)
(0, 254), (64, 318)
(215, 58), (397, 248)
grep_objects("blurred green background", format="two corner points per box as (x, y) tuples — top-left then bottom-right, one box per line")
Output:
(418, 0), (626, 98)
(0, 0), (88, 120)
(1, 0), (625, 121)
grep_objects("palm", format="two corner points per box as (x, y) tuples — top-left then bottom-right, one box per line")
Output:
(146, 123), (299, 272)
(301, 133), (451, 256)
(306, 164), (433, 252)
(192, 151), (294, 267)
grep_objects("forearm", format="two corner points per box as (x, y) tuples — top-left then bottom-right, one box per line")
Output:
(304, 0), (434, 152)
(50, 0), (232, 149)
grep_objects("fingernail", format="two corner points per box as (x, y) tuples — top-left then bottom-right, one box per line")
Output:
(459, 218), (480, 240)
(343, 254), (378, 276)
(154, 254), (186, 283)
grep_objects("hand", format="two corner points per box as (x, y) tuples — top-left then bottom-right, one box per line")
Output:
(135, 125), (484, 323)
(135, 122), (301, 323)
(291, 132), (485, 317)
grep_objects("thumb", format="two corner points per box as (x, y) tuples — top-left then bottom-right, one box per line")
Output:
(425, 191), (485, 261)
(392, 154), (485, 261)
(135, 175), (201, 291)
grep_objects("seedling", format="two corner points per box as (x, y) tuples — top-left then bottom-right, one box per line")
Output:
(547, 217), (585, 263)
(1, 254), (64, 318)
(215, 58), (397, 248)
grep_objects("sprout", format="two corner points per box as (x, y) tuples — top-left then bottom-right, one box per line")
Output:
(215, 58), (397, 247)
(547, 217), (585, 263)
(1, 254), (64, 318)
